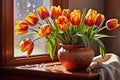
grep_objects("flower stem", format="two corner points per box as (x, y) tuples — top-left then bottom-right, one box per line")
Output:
(38, 22), (42, 26)
(96, 26), (107, 33)
(33, 37), (43, 42)
(29, 28), (38, 33)
(46, 19), (53, 27)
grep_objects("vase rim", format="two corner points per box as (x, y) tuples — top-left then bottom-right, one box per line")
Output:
(59, 43), (86, 49)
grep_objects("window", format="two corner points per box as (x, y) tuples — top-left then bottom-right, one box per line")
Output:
(1, 0), (68, 66)
(14, 0), (51, 57)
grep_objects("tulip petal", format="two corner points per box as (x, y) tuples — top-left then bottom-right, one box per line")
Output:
(70, 10), (82, 25)
(15, 21), (28, 35)
(38, 24), (52, 36)
(25, 12), (38, 26)
(106, 19), (120, 30)
(37, 6), (49, 20)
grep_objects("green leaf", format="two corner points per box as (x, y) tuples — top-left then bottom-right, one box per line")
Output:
(79, 8), (87, 27)
(53, 20), (59, 32)
(20, 32), (37, 41)
(95, 34), (113, 39)
(89, 30), (95, 41)
(99, 46), (105, 58)
(55, 32), (66, 44)
(94, 24), (103, 32)
(77, 33), (89, 48)
(46, 37), (56, 60)
(94, 38), (105, 58)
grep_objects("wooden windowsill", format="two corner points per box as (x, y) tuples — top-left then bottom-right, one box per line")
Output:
(0, 62), (99, 80)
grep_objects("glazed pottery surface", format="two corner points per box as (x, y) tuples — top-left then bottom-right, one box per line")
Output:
(58, 44), (94, 71)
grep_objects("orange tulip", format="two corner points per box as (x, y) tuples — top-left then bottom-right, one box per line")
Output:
(25, 12), (38, 26)
(63, 9), (70, 19)
(38, 24), (52, 36)
(56, 16), (69, 31)
(19, 38), (34, 57)
(106, 19), (120, 30)
(37, 6), (49, 20)
(15, 21), (28, 35)
(51, 6), (62, 19)
(84, 9), (97, 26)
(95, 13), (105, 26)
(70, 9), (82, 25)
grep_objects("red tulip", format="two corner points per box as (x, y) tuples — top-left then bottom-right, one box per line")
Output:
(63, 9), (70, 19)
(56, 16), (69, 31)
(95, 13), (105, 26)
(15, 21), (28, 35)
(38, 24), (52, 36)
(25, 12), (38, 26)
(84, 9), (97, 26)
(37, 6), (49, 20)
(70, 10), (82, 25)
(51, 6), (62, 19)
(19, 38), (34, 57)
(106, 19), (120, 30)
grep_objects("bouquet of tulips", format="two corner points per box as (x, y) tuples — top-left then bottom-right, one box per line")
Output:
(15, 5), (120, 60)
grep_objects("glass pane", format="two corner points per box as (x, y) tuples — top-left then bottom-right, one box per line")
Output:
(14, 0), (51, 57)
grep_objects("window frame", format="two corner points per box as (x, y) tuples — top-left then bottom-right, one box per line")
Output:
(1, 0), (68, 66)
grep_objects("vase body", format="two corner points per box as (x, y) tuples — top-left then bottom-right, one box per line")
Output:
(58, 44), (94, 71)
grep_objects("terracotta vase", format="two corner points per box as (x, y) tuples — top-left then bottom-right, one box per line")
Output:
(58, 44), (94, 71)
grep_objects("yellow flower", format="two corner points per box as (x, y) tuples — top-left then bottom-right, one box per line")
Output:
(38, 24), (52, 36)
(25, 12), (38, 26)
(56, 16), (69, 31)
(15, 21), (28, 35)
(19, 38), (34, 57)
(106, 19), (120, 30)
(84, 9), (97, 26)
(51, 6), (62, 19)
(70, 10), (82, 25)
(37, 6), (49, 20)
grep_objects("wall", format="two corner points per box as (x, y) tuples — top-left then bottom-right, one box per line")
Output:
(104, 0), (120, 56)
(68, 0), (104, 13)
(68, 0), (104, 56)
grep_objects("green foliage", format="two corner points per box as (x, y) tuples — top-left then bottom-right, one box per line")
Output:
(46, 36), (56, 60)
(46, 8), (111, 59)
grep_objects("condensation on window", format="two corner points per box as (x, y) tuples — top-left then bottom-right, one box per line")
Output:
(14, 0), (51, 57)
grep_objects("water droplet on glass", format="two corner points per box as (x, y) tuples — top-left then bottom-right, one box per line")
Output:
(27, 2), (31, 8)
(32, 4), (36, 8)
(17, 3), (20, 6)
(19, 14), (22, 17)
(33, 9), (35, 12)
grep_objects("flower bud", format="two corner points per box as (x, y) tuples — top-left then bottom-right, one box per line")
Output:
(106, 19), (120, 30)
(37, 6), (49, 20)
(63, 9), (70, 19)
(51, 6), (62, 19)
(19, 38), (34, 57)
(38, 24), (52, 36)
(70, 9), (82, 25)
(15, 21), (28, 35)
(56, 16), (69, 31)
(84, 9), (97, 26)
(25, 12), (38, 26)
(95, 13), (105, 26)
